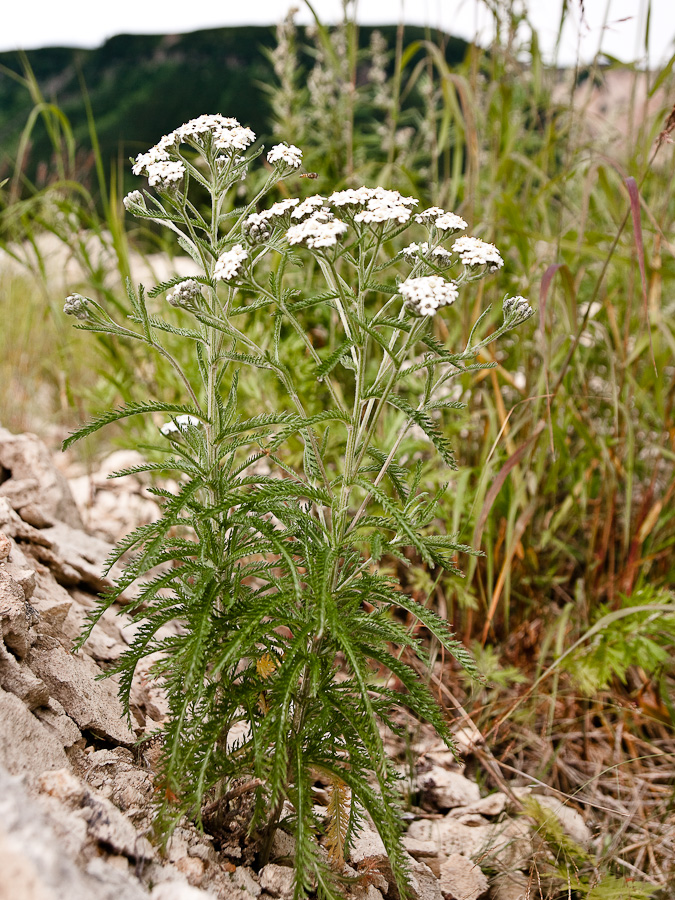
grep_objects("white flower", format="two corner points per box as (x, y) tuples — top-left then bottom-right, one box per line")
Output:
(435, 212), (468, 233)
(286, 213), (348, 249)
(160, 415), (201, 437)
(328, 187), (417, 221)
(402, 242), (452, 266)
(291, 195), (326, 219)
(399, 275), (459, 317)
(146, 160), (186, 188)
(452, 236), (503, 270)
(267, 143), (303, 168)
(167, 279), (203, 308)
(403, 241), (424, 259)
(132, 145), (169, 176)
(414, 207), (445, 222)
(328, 187), (374, 207)
(265, 198), (300, 219)
(213, 125), (256, 151)
(214, 244), (248, 281)
(502, 295), (534, 324)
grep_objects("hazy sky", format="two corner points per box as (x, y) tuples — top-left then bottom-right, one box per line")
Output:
(3, 0), (674, 66)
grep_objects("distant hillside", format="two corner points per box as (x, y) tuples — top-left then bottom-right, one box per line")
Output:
(0, 25), (468, 189)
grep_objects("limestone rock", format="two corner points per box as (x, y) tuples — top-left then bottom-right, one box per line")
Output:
(438, 854), (488, 900)
(0, 427), (83, 529)
(409, 857), (443, 900)
(0, 764), (110, 900)
(447, 793), (507, 819)
(489, 873), (531, 900)
(0, 568), (35, 658)
(530, 796), (591, 847)
(33, 698), (83, 748)
(175, 855), (206, 886)
(28, 639), (136, 746)
(259, 863), (295, 898)
(151, 882), (219, 900)
(233, 866), (262, 897)
(37, 768), (87, 805)
(26, 520), (119, 593)
(0, 496), (51, 545)
(0, 640), (50, 708)
(79, 790), (154, 860)
(416, 766), (481, 811)
(0, 687), (70, 777)
(406, 816), (532, 872)
(30, 570), (73, 637)
(0, 532), (10, 560)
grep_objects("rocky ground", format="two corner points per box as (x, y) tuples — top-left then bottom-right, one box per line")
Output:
(0, 427), (596, 900)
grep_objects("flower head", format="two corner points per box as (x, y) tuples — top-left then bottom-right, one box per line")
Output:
(286, 213), (347, 249)
(291, 195), (327, 219)
(267, 143), (303, 168)
(352, 187), (418, 225)
(435, 212), (468, 233)
(414, 207), (445, 223)
(167, 279), (203, 308)
(214, 245), (249, 282)
(63, 293), (90, 320)
(452, 236), (503, 271)
(146, 160), (186, 189)
(403, 242), (452, 266)
(399, 276), (459, 317)
(123, 190), (146, 213)
(503, 295), (534, 325)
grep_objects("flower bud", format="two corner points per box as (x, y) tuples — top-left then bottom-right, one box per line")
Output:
(63, 293), (90, 320)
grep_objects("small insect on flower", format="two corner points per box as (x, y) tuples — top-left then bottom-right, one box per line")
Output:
(300, 172), (319, 179)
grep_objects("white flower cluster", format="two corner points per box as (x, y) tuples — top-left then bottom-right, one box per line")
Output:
(267, 143), (303, 168)
(132, 115), (256, 187)
(399, 276), (459, 317)
(452, 236), (503, 271)
(167, 279), (203, 308)
(214, 244), (248, 281)
(160, 415), (201, 437)
(324, 186), (418, 224)
(291, 195), (326, 219)
(122, 190), (146, 212)
(503, 295), (534, 324)
(414, 207), (467, 233)
(414, 207), (445, 222)
(244, 198), (300, 242)
(63, 293), (89, 320)
(403, 242), (452, 265)
(286, 212), (348, 249)
(435, 212), (468, 233)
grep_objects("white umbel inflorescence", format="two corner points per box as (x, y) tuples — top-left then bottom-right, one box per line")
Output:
(399, 276), (459, 317)
(286, 213), (348, 249)
(267, 143), (303, 168)
(452, 236), (503, 270)
(402, 243), (453, 265)
(291, 195), (327, 219)
(435, 212), (468, 233)
(214, 244), (249, 281)
(132, 115), (257, 187)
(328, 187), (418, 225)
(414, 207), (445, 223)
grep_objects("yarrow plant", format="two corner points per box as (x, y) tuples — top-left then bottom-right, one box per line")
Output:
(64, 114), (534, 899)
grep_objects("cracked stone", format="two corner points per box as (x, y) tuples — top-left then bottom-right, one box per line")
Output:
(28, 638), (136, 746)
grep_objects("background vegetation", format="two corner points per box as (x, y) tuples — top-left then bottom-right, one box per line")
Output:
(1, 1), (674, 894)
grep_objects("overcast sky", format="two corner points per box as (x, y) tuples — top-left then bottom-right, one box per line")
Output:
(3, 0), (674, 66)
